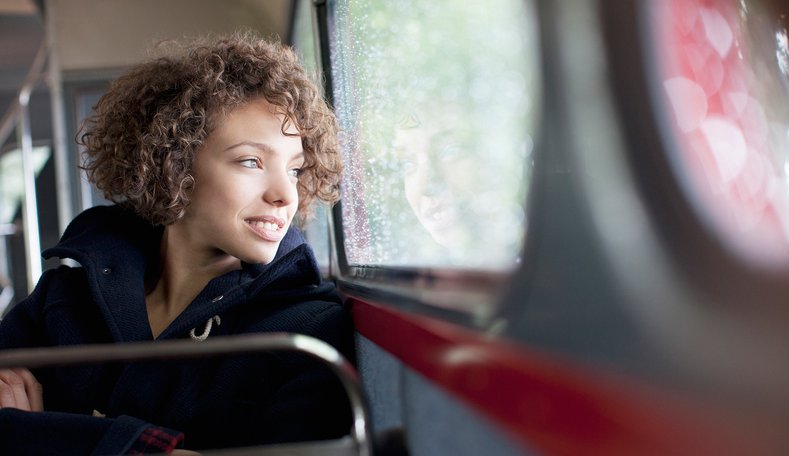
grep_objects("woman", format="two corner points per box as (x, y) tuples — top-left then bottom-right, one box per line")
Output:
(0, 32), (350, 454)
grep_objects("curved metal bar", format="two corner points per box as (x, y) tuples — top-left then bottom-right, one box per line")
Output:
(0, 104), (21, 153)
(0, 42), (48, 154)
(0, 41), (48, 293)
(0, 333), (372, 456)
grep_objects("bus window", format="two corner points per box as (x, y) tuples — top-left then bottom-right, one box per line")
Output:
(651, 0), (789, 267)
(0, 146), (50, 225)
(327, 0), (540, 270)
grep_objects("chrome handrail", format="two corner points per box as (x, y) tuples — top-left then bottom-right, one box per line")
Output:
(0, 333), (372, 456)
(0, 41), (48, 293)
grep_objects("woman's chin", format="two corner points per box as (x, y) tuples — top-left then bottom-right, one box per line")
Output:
(237, 247), (279, 265)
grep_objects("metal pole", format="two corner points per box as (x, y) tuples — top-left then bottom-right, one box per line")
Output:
(14, 42), (49, 294)
(45, 0), (74, 236)
(17, 91), (43, 294)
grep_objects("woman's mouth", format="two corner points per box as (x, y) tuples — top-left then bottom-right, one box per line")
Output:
(245, 216), (286, 242)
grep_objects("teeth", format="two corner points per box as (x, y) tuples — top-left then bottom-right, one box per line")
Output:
(250, 220), (279, 231)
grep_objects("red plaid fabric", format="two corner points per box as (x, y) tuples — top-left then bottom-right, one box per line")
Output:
(127, 426), (185, 455)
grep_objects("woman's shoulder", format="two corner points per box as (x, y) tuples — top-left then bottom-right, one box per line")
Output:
(0, 265), (94, 348)
(7, 265), (90, 313)
(37, 265), (91, 303)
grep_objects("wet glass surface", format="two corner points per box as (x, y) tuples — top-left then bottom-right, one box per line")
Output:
(328, 0), (540, 269)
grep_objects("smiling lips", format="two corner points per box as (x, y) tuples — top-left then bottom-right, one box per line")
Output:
(245, 216), (286, 242)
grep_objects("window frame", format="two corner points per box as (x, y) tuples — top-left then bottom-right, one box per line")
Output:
(303, 0), (534, 321)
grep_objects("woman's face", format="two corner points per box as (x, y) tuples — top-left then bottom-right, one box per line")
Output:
(179, 98), (304, 264)
(396, 120), (475, 248)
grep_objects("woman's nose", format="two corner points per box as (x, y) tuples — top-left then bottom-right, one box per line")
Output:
(263, 168), (298, 207)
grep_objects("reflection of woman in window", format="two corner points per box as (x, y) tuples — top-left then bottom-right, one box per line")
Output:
(0, 32), (350, 454)
(395, 112), (477, 252)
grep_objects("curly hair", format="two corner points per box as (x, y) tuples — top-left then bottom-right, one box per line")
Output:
(78, 31), (342, 226)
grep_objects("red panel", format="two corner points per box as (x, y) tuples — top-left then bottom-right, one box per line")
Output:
(350, 297), (784, 455)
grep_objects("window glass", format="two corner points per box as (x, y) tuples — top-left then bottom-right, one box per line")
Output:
(292, 0), (330, 271)
(328, 0), (540, 269)
(74, 88), (111, 210)
(652, 0), (789, 265)
(0, 145), (50, 314)
(0, 146), (50, 223)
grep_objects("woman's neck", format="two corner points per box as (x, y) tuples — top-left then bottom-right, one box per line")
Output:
(145, 224), (240, 338)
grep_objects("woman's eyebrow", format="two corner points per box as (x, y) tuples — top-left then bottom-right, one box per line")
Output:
(224, 140), (274, 152)
(225, 141), (305, 161)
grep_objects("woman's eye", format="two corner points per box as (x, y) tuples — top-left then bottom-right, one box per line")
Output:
(240, 159), (259, 169)
(288, 168), (302, 178)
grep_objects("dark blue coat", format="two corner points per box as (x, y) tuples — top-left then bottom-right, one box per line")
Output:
(0, 205), (353, 454)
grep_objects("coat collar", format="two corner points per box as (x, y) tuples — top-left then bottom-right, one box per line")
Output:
(42, 204), (320, 342)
